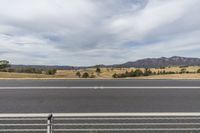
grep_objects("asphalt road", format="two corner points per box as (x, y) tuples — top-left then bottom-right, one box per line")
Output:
(0, 80), (200, 113)
(1, 79), (200, 87)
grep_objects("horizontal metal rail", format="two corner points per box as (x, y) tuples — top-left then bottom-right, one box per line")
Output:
(0, 113), (200, 132)
(1, 112), (200, 117)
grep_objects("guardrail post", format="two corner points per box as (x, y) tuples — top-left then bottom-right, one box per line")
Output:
(47, 114), (53, 133)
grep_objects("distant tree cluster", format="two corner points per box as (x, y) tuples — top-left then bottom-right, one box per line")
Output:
(113, 69), (152, 78)
(0, 60), (57, 75)
(0, 60), (10, 69)
(45, 69), (57, 75)
(14, 68), (43, 74)
(75, 67), (101, 78)
(0, 67), (57, 75)
(76, 71), (95, 78)
(112, 67), (200, 78)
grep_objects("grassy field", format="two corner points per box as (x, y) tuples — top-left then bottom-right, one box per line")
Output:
(0, 66), (200, 79)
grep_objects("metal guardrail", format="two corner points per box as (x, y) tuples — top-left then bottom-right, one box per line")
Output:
(1, 113), (200, 132)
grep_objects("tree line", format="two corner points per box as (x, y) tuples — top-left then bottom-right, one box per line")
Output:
(0, 60), (57, 75)
(113, 68), (200, 78)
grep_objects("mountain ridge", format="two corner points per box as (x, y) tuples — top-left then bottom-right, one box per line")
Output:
(10, 56), (200, 69)
(114, 56), (200, 68)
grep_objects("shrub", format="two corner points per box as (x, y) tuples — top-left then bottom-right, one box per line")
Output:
(153, 72), (157, 75)
(45, 69), (57, 75)
(76, 71), (81, 77)
(197, 69), (200, 73)
(159, 67), (165, 69)
(112, 73), (118, 78)
(82, 72), (89, 78)
(180, 68), (186, 74)
(112, 69), (144, 78)
(11, 68), (43, 74)
(96, 67), (101, 73)
(166, 71), (175, 74)
(144, 68), (152, 76)
(0, 60), (10, 69)
(134, 69), (143, 77)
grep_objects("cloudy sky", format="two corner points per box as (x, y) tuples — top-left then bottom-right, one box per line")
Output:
(0, 0), (200, 66)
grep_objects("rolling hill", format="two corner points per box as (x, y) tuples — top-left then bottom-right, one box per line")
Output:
(10, 56), (200, 69)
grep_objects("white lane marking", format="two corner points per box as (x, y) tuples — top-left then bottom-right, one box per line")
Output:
(0, 128), (199, 132)
(1, 123), (200, 126)
(54, 123), (200, 126)
(1, 113), (200, 117)
(0, 86), (200, 89)
(54, 113), (200, 117)
(0, 129), (47, 132)
(54, 128), (200, 131)
(54, 117), (200, 120)
(0, 123), (46, 126)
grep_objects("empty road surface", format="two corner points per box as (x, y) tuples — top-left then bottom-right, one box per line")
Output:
(0, 79), (200, 113)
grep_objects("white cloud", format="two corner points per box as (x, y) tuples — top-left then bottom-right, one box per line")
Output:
(0, 0), (199, 65)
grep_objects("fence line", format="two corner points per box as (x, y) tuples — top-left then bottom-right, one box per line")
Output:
(0, 113), (200, 132)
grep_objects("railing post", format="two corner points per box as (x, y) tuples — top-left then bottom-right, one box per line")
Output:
(47, 114), (53, 133)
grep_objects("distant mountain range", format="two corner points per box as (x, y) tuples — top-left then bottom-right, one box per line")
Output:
(10, 56), (200, 69)
(112, 56), (200, 68)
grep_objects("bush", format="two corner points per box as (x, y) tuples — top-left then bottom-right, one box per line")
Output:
(82, 72), (89, 78)
(96, 67), (101, 73)
(133, 69), (143, 77)
(144, 68), (152, 76)
(159, 67), (165, 69)
(166, 71), (175, 74)
(180, 68), (186, 74)
(112, 69), (144, 78)
(7, 68), (43, 74)
(112, 73), (118, 78)
(76, 71), (81, 77)
(0, 60), (10, 69)
(197, 69), (200, 73)
(45, 69), (57, 75)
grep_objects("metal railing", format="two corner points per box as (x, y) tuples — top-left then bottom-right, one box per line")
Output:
(1, 113), (200, 132)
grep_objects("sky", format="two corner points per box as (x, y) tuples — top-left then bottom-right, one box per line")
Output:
(0, 0), (200, 66)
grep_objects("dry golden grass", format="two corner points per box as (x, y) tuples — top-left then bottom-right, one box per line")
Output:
(55, 66), (200, 79)
(0, 66), (200, 79)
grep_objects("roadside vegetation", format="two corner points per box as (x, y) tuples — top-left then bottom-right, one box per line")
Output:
(1, 60), (200, 79)
(112, 66), (200, 78)
(0, 60), (57, 75)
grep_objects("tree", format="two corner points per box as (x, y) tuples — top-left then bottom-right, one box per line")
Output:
(197, 69), (200, 73)
(82, 72), (89, 78)
(45, 69), (57, 75)
(144, 68), (152, 76)
(76, 71), (81, 77)
(180, 68), (186, 74)
(112, 73), (118, 78)
(96, 67), (101, 73)
(133, 69), (143, 77)
(0, 60), (10, 69)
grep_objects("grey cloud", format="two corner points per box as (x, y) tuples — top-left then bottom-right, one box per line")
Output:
(0, 0), (199, 65)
